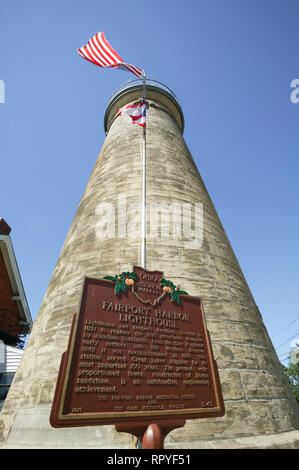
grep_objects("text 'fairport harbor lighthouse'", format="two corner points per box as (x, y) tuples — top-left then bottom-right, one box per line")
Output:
(0, 32), (298, 449)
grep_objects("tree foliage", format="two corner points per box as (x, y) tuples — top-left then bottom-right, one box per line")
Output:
(283, 348), (299, 404)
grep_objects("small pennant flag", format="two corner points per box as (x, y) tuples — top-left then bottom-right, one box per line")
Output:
(78, 31), (144, 79)
(118, 100), (146, 127)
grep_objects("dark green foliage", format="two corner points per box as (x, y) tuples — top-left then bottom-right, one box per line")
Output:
(103, 271), (138, 295)
(160, 278), (188, 305)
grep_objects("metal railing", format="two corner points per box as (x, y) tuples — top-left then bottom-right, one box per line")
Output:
(106, 78), (181, 109)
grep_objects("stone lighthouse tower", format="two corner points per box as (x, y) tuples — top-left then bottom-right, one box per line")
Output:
(0, 79), (298, 448)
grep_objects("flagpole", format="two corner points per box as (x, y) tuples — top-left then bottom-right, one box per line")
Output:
(141, 71), (146, 269)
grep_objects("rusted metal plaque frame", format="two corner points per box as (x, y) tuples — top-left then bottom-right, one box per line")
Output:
(50, 272), (225, 429)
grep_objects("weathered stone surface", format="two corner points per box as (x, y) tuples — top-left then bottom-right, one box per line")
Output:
(241, 370), (279, 399)
(0, 82), (298, 449)
(167, 401), (281, 443)
(165, 430), (299, 449)
(2, 406), (134, 448)
(218, 369), (245, 400)
(212, 342), (259, 369)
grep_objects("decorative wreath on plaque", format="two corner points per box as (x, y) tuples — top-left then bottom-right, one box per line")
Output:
(159, 278), (188, 305)
(103, 271), (188, 305)
(103, 271), (138, 295)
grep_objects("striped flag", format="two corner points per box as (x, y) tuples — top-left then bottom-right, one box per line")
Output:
(118, 100), (146, 127)
(78, 31), (143, 79)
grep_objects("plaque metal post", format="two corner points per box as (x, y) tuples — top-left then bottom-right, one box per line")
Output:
(142, 424), (163, 449)
(115, 419), (185, 450)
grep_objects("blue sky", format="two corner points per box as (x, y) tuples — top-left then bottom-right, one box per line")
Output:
(0, 0), (298, 364)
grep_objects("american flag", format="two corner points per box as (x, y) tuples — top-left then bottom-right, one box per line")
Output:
(118, 100), (146, 127)
(78, 31), (143, 79)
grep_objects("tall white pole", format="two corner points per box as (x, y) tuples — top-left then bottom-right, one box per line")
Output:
(141, 71), (146, 269)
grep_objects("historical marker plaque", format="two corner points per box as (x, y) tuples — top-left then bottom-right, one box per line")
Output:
(50, 267), (225, 429)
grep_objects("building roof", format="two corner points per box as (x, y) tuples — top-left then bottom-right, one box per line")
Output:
(0, 218), (32, 336)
